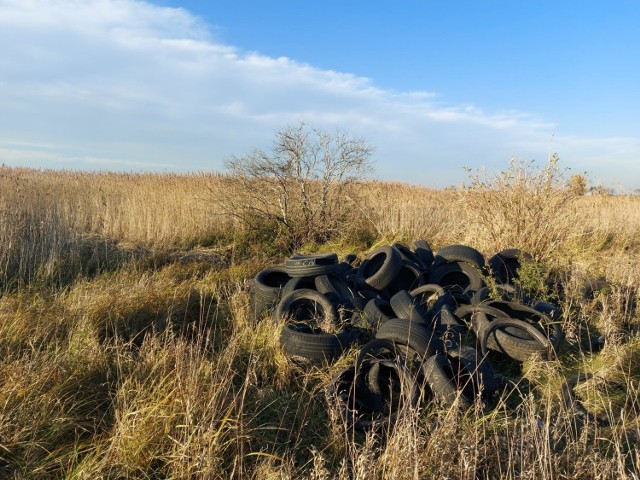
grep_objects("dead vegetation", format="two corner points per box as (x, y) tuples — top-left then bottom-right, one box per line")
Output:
(0, 163), (639, 478)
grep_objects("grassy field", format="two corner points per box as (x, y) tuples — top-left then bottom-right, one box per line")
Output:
(1, 164), (639, 479)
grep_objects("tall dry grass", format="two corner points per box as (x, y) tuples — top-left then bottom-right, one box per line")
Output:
(0, 167), (232, 289)
(3, 164), (640, 286)
(1, 164), (640, 478)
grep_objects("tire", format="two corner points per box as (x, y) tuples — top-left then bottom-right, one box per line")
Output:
(413, 239), (434, 269)
(433, 244), (485, 269)
(343, 253), (358, 266)
(532, 300), (561, 321)
(252, 266), (291, 322)
(326, 365), (383, 431)
(580, 279), (611, 300)
(469, 284), (518, 305)
(355, 339), (424, 395)
(411, 284), (455, 314)
(280, 322), (352, 362)
(478, 300), (562, 345)
(254, 266), (291, 298)
(386, 260), (425, 295)
(286, 253), (338, 268)
(282, 276), (317, 297)
(392, 243), (425, 270)
(427, 261), (485, 292)
(286, 253), (339, 278)
(448, 345), (500, 397)
(328, 356), (420, 431)
(488, 249), (533, 285)
(343, 296), (368, 312)
(390, 290), (431, 324)
(467, 300), (561, 356)
(315, 274), (353, 300)
(422, 354), (473, 409)
(477, 317), (553, 362)
(274, 289), (338, 325)
(357, 287), (382, 301)
(326, 365), (375, 430)
(356, 338), (411, 368)
(432, 304), (467, 334)
(454, 304), (508, 330)
(375, 318), (441, 357)
(336, 262), (354, 276)
(357, 246), (402, 291)
(363, 298), (396, 329)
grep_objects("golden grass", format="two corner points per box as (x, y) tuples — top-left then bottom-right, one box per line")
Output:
(0, 165), (639, 478)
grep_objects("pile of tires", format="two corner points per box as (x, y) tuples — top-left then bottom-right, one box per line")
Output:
(251, 242), (564, 431)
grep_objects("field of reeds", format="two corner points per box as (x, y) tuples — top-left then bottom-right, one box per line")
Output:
(1, 163), (639, 479)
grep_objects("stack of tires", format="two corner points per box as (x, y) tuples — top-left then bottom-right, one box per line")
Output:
(251, 242), (564, 431)
(252, 253), (365, 363)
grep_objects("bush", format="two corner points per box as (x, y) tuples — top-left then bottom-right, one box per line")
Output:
(458, 155), (583, 261)
(220, 123), (374, 250)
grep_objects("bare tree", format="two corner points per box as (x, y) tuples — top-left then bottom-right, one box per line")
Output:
(220, 123), (374, 249)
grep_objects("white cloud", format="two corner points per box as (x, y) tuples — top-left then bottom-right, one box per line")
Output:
(0, 0), (638, 188)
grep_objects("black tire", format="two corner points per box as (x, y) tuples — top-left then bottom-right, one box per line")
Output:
(249, 287), (268, 324)
(280, 322), (352, 362)
(336, 262), (354, 276)
(580, 279), (611, 300)
(532, 300), (561, 321)
(315, 274), (353, 301)
(357, 338), (401, 363)
(478, 300), (562, 344)
(470, 284), (519, 305)
(343, 296), (368, 312)
(433, 244), (485, 269)
(357, 285), (383, 300)
(254, 266), (291, 298)
(252, 267), (291, 322)
(422, 354), (473, 409)
(343, 253), (358, 266)
(448, 345), (500, 397)
(355, 338), (424, 391)
(375, 318), (440, 357)
(386, 260), (425, 295)
(454, 304), (508, 330)
(410, 283), (455, 314)
(282, 276), (317, 297)
(363, 298), (396, 329)
(274, 289), (338, 325)
(477, 317), (553, 361)
(286, 253), (338, 268)
(432, 304), (467, 334)
(488, 248), (533, 285)
(390, 290), (431, 324)
(357, 246), (403, 291)
(328, 356), (420, 431)
(285, 253), (339, 278)
(326, 365), (374, 430)
(413, 239), (434, 269)
(392, 243), (425, 269)
(326, 365), (383, 431)
(465, 302), (562, 359)
(428, 261), (485, 292)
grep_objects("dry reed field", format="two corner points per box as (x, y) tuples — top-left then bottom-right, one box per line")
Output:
(1, 163), (640, 479)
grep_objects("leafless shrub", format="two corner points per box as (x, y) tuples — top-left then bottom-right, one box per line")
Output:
(220, 123), (374, 250)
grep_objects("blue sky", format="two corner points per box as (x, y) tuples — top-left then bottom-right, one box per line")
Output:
(1, 0), (639, 189)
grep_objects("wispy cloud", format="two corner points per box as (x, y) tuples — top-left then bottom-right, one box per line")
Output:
(0, 0), (637, 187)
